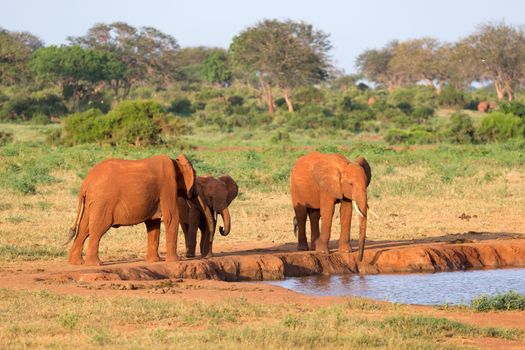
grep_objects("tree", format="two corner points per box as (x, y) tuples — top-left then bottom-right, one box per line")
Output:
(459, 22), (525, 101)
(68, 22), (180, 100)
(31, 45), (123, 110)
(0, 28), (43, 85)
(202, 50), (232, 86)
(356, 41), (404, 91)
(230, 19), (332, 113)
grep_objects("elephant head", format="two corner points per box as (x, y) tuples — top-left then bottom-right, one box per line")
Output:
(195, 175), (239, 255)
(173, 155), (214, 243)
(312, 156), (372, 261)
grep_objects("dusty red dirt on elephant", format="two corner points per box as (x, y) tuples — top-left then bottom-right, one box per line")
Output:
(1, 237), (525, 349)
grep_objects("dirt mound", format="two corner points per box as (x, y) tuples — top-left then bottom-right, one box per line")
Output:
(51, 239), (525, 282)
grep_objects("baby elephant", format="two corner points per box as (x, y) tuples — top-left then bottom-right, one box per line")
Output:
(178, 175), (238, 258)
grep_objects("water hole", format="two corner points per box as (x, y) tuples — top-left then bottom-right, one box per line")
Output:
(266, 268), (525, 305)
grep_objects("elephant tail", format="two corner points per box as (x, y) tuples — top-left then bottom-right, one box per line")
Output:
(293, 216), (298, 237)
(65, 192), (86, 245)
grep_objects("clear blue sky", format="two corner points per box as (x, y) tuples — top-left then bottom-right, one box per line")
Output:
(1, 0), (524, 73)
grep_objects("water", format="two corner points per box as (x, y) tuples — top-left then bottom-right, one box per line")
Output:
(266, 268), (525, 305)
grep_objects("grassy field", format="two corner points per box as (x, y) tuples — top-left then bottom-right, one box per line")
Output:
(0, 288), (522, 349)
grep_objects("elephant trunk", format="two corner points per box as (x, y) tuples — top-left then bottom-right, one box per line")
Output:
(218, 208), (231, 236)
(352, 191), (368, 262)
(197, 195), (216, 243)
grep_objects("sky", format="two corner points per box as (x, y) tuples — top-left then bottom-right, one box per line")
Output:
(1, 0), (524, 73)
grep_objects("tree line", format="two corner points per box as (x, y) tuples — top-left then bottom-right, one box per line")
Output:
(1, 19), (525, 117)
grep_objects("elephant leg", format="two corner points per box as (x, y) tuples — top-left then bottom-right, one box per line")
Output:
(164, 216), (180, 262)
(68, 215), (89, 265)
(145, 219), (161, 262)
(84, 212), (112, 266)
(317, 199), (335, 254)
(308, 209), (321, 251)
(293, 205), (308, 251)
(338, 200), (353, 253)
(185, 217), (199, 258)
(199, 222), (213, 258)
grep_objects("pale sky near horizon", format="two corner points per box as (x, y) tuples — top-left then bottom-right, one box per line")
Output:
(1, 0), (524, 73)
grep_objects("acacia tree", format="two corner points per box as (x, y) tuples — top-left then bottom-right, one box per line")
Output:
(31, 45), (123, 110)
(202, 50), (232, 86)
(230, 19), (332, 113)
(459, 22), (525, 101)
(356, 41), (405, 91)
(0, 28), (43, 85)
(68, 22), (180, 100)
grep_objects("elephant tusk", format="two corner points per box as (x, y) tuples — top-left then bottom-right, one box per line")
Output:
(368, 206), (379, 220)
(352, 201), (365, 218)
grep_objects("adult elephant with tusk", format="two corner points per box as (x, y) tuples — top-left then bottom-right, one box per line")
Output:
(66, 154), (214, 266)
(290, 152), (373, 261)
(177, 175), (238, 258)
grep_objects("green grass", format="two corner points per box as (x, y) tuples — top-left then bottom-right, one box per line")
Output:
(0, 289), (521, 349)
(471, 290), (525, 312)
(0, 244), (66, 261)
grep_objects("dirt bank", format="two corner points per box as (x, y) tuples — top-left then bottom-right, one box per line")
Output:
(42, 238), (525, 283)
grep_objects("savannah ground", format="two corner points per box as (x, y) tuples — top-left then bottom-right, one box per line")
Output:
(1, 123), (525, 349)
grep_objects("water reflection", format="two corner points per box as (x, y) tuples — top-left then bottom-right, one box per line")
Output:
(267, 268), (525, 305)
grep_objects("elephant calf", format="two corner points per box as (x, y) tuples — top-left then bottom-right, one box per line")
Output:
(178, 175), (238, 258)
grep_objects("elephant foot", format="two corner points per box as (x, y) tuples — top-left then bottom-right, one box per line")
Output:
(146, 255), (161, 263)
(315, 245), (329, 254)
(297, 243), (309, 251)
(165, 254), (180, 262)
(68, 256), (84, 265)
(338, 245), (352, 253)
(84, 257), (102, 266)
(202, 252), (214, 259)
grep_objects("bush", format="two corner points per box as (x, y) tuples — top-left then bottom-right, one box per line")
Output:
(438, 87), (467, 108)
(384, 127), (436, 145)
(62, 100), (169, 146)
(0, 131), (14, 146)
(444, 112), (475, 144)
(169, 98), (193, 116)
(30, 113), (51, 125)
(411, 106), (434, 124)
(471, 290), (525, 312)
(498, 101), (525, 117)
(478, 112), (525, 142)
(0, 93), (67, 122)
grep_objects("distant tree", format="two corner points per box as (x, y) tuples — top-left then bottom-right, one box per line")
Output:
(356, 41), (404, 91)
(230, 19), (332, 113)
(459, 22), (525, 101)
(0, 28), (43, 85)
(31, 45), (123, 110)
(202, 50), (232, 86)
(69, 22), (180, 100)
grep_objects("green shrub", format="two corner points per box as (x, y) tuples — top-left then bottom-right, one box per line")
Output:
(471, 290), (525, 312)
(498, 101), (525, 117)
(478, 112), (525, 142)
(0, 131), (14, 146)
(384, 127), (436, 145)
(62, 100), (169, 146)
(30, 113), (51, 125)
(169, 98), (193, 116)
(0, 93), (67, 122)
(411, 106), (434, 124)
(444, 112), (476, 144)
(438, 87), (467, 108)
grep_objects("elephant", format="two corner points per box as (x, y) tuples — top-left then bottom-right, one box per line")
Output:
(177, 175), (238, 258)
(66, 154), (214, 266)
(290, 151), (372, 260)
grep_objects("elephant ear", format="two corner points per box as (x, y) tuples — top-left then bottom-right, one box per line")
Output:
(174, 154), (196, 198)
(312, 161), (343, 199)
(355, 156), (372, 187)
(219, 175), (239, 206)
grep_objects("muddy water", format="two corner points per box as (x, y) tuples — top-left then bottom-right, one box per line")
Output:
(267, 268), (525, 305)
